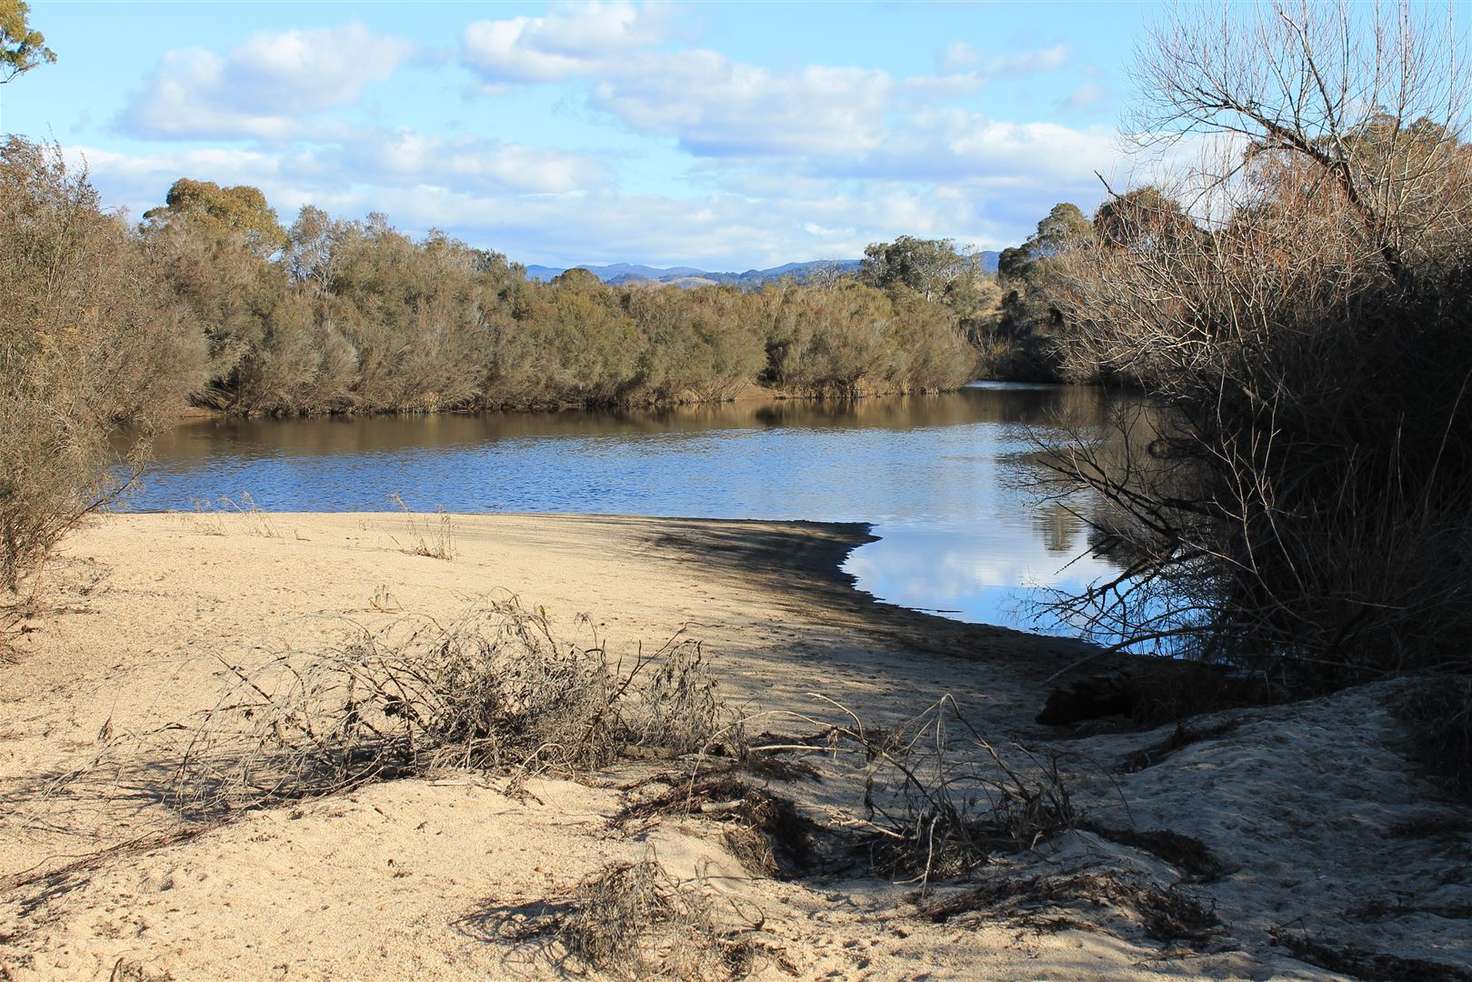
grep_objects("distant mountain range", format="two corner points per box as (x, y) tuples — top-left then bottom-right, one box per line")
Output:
(523, 253), (1000, 289)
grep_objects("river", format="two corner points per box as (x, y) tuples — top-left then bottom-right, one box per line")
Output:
(122, 382), (1130, 636)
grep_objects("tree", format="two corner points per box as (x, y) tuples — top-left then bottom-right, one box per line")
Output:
(1030, 203), (1094, 257)
(860, 235), (983, 302)
(1, 138), (206, 592)
(1130, 0), (1471, 279)
(998, 203), (1095, 282)
(994, 202), (1095, 355)
(1093, 186), (1197, 251)
(1039, 0), (1472, 691)
(144, 179), (288, 258)
(0, 0), (53, 84)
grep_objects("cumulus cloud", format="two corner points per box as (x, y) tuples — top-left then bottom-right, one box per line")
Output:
(69, 127), (609, 223)
(866, 111), (1123, 183)
(462, 1), (672, 84)
(460, 9), (1082, 170)
(88, 7), (1125, 266)
(333, 131), (609, 194)
(592, 52), (896, 156)
(123, 24), (414, 140)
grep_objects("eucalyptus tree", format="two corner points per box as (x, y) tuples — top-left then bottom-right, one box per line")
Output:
(0, 0), (53, 84)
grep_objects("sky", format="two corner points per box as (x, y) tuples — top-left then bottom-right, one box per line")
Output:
(2, 1), (1159, 269)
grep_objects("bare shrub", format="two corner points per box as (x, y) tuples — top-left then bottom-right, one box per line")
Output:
(0, 138), (206, 605)
(611, 695), (1076, 887)
(505, 857), (773, 981)
(1389, 675), (1472, 796)
(167, 599), (736, 813)
(786, 696), (1076, 889)
(1035, 2), (1472, 701)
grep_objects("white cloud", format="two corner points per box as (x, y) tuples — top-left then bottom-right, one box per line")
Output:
(460, 14), (1084, 171)
(86, 10), (1126, 266)
(887, 111), (1123, 183)
(940, 41), (1069, 76)
(334, 131), (608, 195)
(592, 52), (896, 156)
(123, 24), (414, 140)
(462, 1), (672, 84)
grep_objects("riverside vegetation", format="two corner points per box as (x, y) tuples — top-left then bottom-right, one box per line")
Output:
(4, 0), (1472, 786)
(0, 133), (989, 595)
(4, 2), (1472, 977)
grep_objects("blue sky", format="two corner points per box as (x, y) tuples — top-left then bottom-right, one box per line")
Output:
(3, 1), (1157, 268)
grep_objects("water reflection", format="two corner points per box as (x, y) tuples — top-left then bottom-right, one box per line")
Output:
(123, 383), (1132, 635)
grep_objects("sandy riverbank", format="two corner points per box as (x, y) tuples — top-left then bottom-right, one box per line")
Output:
(1, 513), (1468, 979)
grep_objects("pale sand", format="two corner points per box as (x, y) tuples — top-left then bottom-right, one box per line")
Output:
(0, 513), (1467, 979)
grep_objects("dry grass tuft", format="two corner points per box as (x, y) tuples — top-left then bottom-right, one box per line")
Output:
(388, 493), (456, 560)
(166, 598), (735, 813)
(615, 772), (820, 878)
(215, 493), (278, 538)
(1269, 927), (1472, 982)
(921, 869), (1219, 946)
(502, 857), (777, 981)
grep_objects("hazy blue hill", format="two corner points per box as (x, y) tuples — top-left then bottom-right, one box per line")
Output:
(525, 262), (708, 282)
(525, 252), (999, 287)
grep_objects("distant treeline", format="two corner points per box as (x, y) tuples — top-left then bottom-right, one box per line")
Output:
(103, 172), (992, 417)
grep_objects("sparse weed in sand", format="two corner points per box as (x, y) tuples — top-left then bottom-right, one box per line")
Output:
(166, 598), (737, 813)
(388, 493), (456, 560)
(499, 855), (776, 981)
(369, 583), (402, 612)
(187, 498), (226, 536)
(215, 492), (277, 538)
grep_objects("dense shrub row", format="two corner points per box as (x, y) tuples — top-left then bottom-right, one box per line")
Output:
(135, 189), (978, 416)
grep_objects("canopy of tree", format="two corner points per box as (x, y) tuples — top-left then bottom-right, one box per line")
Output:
(0, 0), (53, 84)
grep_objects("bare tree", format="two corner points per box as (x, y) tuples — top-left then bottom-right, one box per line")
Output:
(1129, 0), (1471, 276)
(1037, 1), (1472, 685)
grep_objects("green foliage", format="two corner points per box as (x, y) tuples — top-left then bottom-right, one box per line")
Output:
(986, 202), (1098, 379)
(134, 190), (982, 415)
(144, 178), (289, 258)
(860, 235), (986, 303)
(0, 0), (53, 84)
